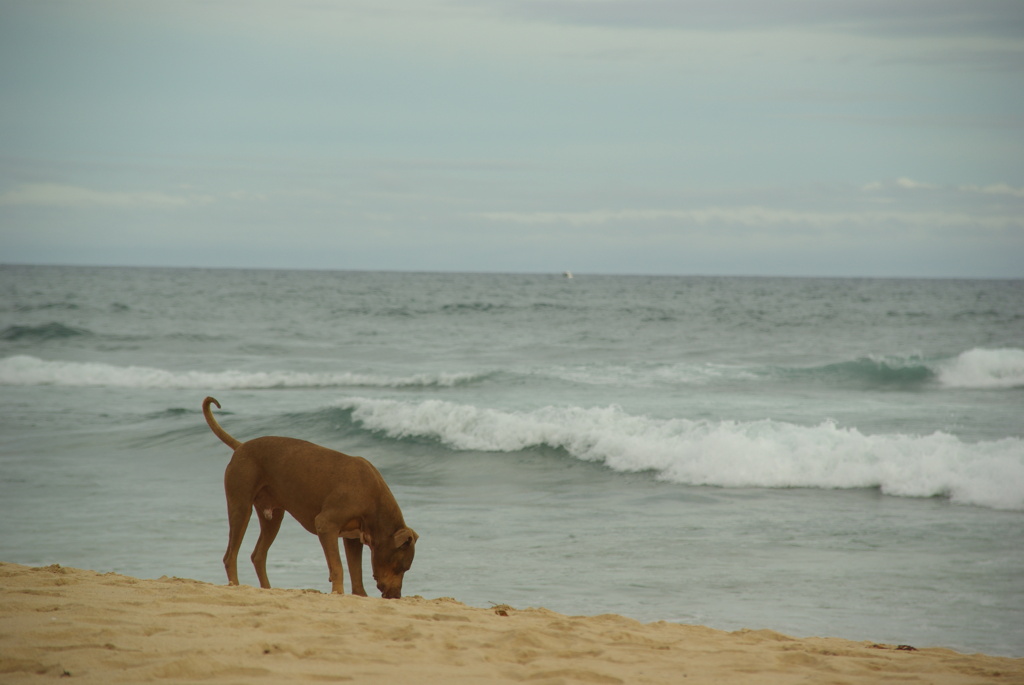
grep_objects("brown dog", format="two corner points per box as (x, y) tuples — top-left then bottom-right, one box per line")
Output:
(202, 397), (417, 598)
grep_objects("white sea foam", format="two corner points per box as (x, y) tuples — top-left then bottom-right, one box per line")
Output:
(936, 347), (1024, 389)
(337, 397), (1024, 511)
(0, 355), (477, 389)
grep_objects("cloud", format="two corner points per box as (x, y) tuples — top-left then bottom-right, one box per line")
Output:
(894, 178), (936, 190)
(959, 183), (1024, 198)
(864, 178), (1024, 198)
(474, 205), (1022, 232)
(877, 46), (1024, 73)
(0, 183), (214, 209)
(863, 177), (941, 193)
(497, 0), (1024, 39)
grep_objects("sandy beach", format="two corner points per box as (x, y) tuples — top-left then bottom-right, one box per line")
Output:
(2, 562), (1022, 684)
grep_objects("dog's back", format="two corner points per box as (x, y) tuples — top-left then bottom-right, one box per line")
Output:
(231, 436), (400, 523)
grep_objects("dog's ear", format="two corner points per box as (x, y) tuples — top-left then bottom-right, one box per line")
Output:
(359, 530), (373, 546)
(394, 528), (418, 549)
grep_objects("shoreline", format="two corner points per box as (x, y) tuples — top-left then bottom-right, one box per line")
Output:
(2, 561), (1022, 684)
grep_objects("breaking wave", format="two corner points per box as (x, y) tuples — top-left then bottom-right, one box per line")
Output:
(796, 356), (936, 388)
(807, 348), (1024, 390)
(768, 348), (1024, 390)
(335, 397), (1024, 511)
(542, 348), (1024, 391)
(934, 348), (1024, 390)
(0, 355), (481, 390)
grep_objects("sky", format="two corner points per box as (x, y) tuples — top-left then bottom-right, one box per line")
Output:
(1, 0), (1022, 278)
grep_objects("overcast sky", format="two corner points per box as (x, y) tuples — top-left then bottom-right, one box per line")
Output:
(1, 0), (1022, 277)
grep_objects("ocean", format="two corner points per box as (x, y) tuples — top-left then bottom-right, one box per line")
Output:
(1, 265), (1022, 656)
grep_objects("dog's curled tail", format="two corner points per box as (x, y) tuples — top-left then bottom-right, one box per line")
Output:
(203, 396), (241, 450)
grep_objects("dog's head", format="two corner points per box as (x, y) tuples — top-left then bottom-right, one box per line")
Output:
(363, 527), (418, 599)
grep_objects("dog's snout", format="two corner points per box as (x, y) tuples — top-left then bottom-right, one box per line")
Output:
(377, 578), (403, 599)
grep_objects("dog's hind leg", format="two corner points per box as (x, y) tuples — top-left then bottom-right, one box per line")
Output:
(251, 506), (284, 589)
(223, 499), (252, 586)
(223, 459), (259, 586)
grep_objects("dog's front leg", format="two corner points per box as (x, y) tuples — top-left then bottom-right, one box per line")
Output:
(343, 537), (368, 596)
(315, 514), (347, 594)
